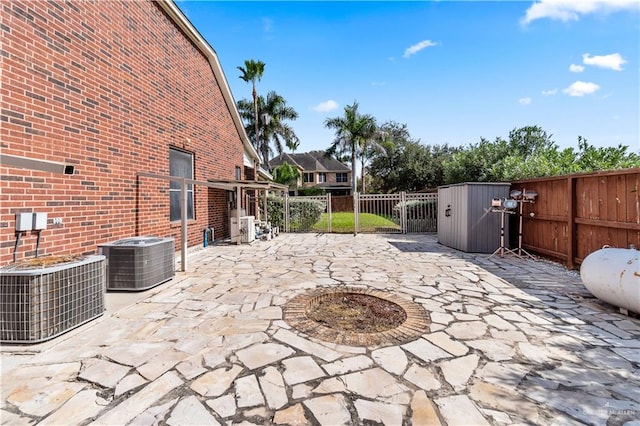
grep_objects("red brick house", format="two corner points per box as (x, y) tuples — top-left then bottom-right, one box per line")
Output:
(0, 0), (271, 265)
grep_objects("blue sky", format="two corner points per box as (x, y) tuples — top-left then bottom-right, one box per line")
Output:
(177, 1), (639, 154)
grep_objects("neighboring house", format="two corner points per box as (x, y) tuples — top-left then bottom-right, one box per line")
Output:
(0, 0), (274, 265)
(269, 151), (351, 195)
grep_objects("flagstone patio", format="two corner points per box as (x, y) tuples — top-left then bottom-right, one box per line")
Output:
(1, 233), (638, 425)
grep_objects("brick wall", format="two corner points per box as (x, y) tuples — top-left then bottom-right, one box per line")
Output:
(0, 0), (247, 265)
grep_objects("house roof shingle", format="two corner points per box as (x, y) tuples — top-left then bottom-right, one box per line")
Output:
(268, 151), (350, 172)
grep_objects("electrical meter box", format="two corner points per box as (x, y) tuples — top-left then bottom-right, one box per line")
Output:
(15, 213), (32, 231)
(33, 213), (48, 230)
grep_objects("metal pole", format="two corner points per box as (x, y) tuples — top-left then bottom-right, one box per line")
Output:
(353, 192), (359, 236)
(327, 193), (332, 233)
(285, 193), (290, 233)
(518, 200), (524, 256)
(180, 178), (187, 272)
(263, 190), (268, 224)
(401, 191), (407, 234)
(236, 185), (242, 245)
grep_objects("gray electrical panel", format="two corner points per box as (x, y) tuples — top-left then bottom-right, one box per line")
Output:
(437, 182), (511, 253)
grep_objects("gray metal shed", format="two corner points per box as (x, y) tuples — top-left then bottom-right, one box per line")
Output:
(437, 182), (511, 253)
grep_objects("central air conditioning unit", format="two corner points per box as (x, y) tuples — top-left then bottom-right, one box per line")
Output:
(230, 213), (255, 243)
(98, 236), (175, 291)
(0, 255), (105, 343)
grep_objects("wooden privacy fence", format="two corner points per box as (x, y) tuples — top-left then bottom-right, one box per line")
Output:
(511, 168), (640, 269)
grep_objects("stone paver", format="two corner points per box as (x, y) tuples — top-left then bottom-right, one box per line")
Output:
(439, 353), (479, 391)
(401, 338), (453, 362)
(1, 233), (639, 426)
(236, 342), (295, 369)
(273, 403), (308, 425)
(235, 374), (265, 408)
(259, 366), (288, 410)
(404, 363), (441, 391)
(78, 358), (131, 389)
(206, 394), (236, 418)
(282, 356), (325, 385)
(167, 395), (220, 426)
(303, 394), (351, 426)
(190, 365), (243, 397)
(436, 395), (490, 426)
(371, 345), (408, 375)
(38, 390), (105, 426)
(354, 399), (405, 425)
(90, 371), (183, 425)
(411, 390), (442, 426)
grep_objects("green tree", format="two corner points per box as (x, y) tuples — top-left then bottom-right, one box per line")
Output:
(360, 126), (389, 193)
(368, 122), (458, 192)
(442, 126), (640, 183)
(443, 137), (510, 183)
(237, 91), (299, 169)
(507, 125), (555, 157)
(574, 136), (640, 171)
(272, 161), (300, 188)
(324, 101), (376, 193)
(237, 59), (265, 150)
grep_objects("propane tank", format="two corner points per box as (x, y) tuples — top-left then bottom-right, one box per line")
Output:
(580, 247), (640, 314)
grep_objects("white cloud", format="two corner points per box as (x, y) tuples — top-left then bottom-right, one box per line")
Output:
(569, 64), (585, 73)
(542, 88), (558, 95)
(403, 40), (438, 58)
(519, 97), (532, 105)
(563, 81), (600, 96)
(312, 100), (339, 112)
(583, 53), (627, 71)
(521, 0), (640, 25)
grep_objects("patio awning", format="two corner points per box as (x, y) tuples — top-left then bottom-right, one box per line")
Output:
(137, 171), (288, 271)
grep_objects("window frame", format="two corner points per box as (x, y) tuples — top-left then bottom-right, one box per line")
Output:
(336, 172), (348, 183)
(317, 172), (327, 183)
(303, 172), (314, 183)
(169, 147), (195, 222)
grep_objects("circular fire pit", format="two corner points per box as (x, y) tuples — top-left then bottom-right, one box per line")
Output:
(284, 287), (430, 347)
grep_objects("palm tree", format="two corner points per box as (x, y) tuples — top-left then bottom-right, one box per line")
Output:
(286, 138), (300, 154)
(237, 59), (265, 147)
(324, 101), (376, 193)
(237, 91), (299, 169)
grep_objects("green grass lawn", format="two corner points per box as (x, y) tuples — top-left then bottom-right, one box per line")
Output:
(311, 212), (401, 233)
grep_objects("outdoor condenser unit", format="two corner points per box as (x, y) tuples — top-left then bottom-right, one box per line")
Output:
(230, 215), (255, 243)
(240, 216), (255, 243)
(0, 255), (106, 343)
(99, 237), (175, 291)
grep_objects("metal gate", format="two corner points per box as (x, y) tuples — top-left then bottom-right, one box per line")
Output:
(356, 193), (403, 233)
(268, 192), (437, 234)
(404, 192), (438, 233)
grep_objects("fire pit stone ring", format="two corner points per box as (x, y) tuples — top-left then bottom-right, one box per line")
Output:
(283, 286), (430, 347)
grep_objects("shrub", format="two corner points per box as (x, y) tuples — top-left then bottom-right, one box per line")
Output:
(393, 199), (437, 219)
(297, 187), (325, 196)
(267, 196), (325, 231)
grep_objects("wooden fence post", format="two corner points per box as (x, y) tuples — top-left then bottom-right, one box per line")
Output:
(566, 176), (576, 269)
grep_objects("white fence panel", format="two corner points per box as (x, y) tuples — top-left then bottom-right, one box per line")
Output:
(270, 192), (437, 235)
